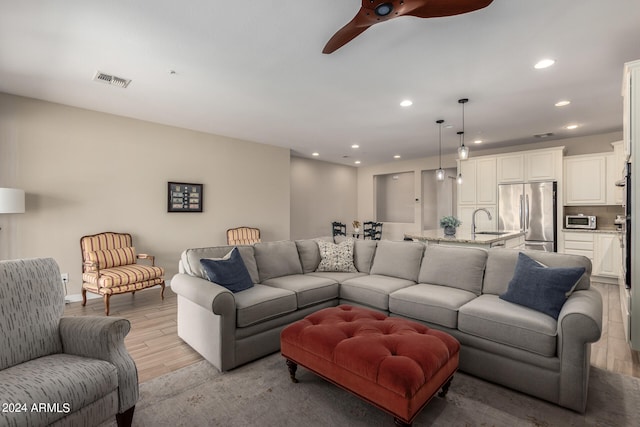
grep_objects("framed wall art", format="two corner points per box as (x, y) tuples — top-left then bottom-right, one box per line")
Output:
(168, 182), (203, 212)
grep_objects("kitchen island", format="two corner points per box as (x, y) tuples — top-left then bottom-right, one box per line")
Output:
(405, 230), (525, 249)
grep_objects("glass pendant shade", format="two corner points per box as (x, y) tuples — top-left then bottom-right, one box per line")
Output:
(436, 168), (445, 181)
(458, 144), (469, 160)
(457, 173), (463, 184)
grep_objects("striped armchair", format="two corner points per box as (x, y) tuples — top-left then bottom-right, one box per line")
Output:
(81, 232), (165, 315)
(226, 226), (261, 245)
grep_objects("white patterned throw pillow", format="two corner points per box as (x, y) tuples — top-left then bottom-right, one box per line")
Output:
(315, 239), (357, 272)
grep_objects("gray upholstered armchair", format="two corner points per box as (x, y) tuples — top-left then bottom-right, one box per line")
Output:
(0, 258), (138, 427)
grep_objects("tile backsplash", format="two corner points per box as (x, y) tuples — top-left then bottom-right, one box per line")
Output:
(563, 205), (624, 229)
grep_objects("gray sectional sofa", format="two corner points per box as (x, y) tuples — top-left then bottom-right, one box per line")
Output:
(171, 238), (602, 413)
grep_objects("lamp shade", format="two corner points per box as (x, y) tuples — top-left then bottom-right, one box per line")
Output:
(0, 188), (25, 213)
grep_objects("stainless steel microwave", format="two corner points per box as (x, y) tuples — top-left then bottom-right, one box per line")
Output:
(565, 214), (596, 229)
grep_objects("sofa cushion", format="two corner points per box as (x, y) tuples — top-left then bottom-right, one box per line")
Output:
(0, 353), (118, 426)
(254, 241), (303, 282)
(499, 252), (585, 319)
(87, 247), (136, 270)
(181, 245), (259, 284)
(418, 245), (487, 295)
(390, 284), (478, 328)
(483, 248), (591, 295)
(316, 239), (357, 272)
(354, 239), (378, 273)
(340, 275), (416, 310)
(369, 241), (424, 282)
(458, 294), (558, 357)
(233, 284), (297, 328)
(200, 248), (254, 293)
(295, 237), (333, 273)
(262, 274), (339, 308)
(82, 264), (164, 288)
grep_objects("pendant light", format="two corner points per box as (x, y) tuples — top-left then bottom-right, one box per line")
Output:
(435, 119), (445, 181)
(456, 131), (465, 184)
(457, 98), (469, 160)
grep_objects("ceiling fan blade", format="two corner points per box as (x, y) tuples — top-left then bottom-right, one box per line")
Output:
(322, 8), (376, 54)
(323, 0), (494, 54)
(405, 0), (494, 19)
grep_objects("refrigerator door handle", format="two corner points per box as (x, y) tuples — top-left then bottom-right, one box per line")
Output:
(519, 194), (524, 230)
(524, 194), (529, 230)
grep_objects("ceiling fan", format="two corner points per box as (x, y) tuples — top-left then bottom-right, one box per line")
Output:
(323, 0), (494, 54)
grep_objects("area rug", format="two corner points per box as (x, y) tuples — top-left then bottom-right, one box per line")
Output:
(107, 353), (640, 426)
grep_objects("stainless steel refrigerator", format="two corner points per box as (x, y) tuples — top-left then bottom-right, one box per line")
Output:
(498, 181), (557, 251)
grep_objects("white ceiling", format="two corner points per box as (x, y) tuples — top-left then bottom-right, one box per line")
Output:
(1, 1), (639, 166)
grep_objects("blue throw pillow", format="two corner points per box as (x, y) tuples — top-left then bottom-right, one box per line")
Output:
(499, 252), (585, 319)
(200, 247), (254, 293)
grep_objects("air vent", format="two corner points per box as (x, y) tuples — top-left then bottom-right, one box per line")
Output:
(534, 132), (554, 138)
(93, 71), (131, 88)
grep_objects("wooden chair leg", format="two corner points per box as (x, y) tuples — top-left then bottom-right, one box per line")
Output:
(116, 405), (135, 427)
(103, 294), (111, 316)
(81, 288), (87, 306)
(160, 282), (165, 300)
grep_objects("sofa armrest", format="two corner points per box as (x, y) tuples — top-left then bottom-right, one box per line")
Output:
(556, 288), (603, 412)
(557, 288), (603, 352)
(170, 273), (235, 316)
(59, 316), (138, 414)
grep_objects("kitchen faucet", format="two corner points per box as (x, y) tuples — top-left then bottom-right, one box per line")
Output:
(472, 208), (492, 235)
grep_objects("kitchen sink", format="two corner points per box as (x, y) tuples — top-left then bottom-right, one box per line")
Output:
(474, 231), (510, 235)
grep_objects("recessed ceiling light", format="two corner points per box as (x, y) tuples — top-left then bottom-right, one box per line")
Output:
(312, 152), (319, 156)
(400, 100), (413, 107)
(354, 160), (361, 164)
(565, 124), (579, 130)
(394, 155), (401, 159)
(534, 59), (555, 69)
(474, 140), (483, 144)
(351, 144), (360, 149)
(555, 100), (571, 107)
(444, 124), (453, 129)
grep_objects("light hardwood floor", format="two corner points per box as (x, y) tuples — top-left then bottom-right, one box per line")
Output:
(63, 282), (640, 383)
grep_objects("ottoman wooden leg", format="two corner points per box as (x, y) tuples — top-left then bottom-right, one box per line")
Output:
(286, 359), (299, 383)
(438, 376), (454, 398)
(394, 417), (412, 427)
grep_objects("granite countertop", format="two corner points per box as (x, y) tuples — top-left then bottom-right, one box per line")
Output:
(405, 229), (526, 244)
(562, 228), (622, 234)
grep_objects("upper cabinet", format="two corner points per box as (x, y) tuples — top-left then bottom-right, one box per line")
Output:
(497, 148), (563, 183)
(458, 156), (496, 205)
(564, 148), (624, 206)
(496, 153), (524, 183)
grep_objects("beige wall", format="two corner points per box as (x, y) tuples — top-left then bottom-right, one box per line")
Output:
(290, 157), (357, 239)
(0, 93), (291, 295)
(357, 131), (622, 240)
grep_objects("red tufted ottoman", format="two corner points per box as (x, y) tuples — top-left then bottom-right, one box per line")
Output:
(280, 305), (460, 426)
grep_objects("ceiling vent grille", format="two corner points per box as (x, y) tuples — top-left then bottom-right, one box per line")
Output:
(93, 71), (131, 88)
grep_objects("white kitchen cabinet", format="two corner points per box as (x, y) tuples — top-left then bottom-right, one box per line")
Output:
(611, 141), (625, 205)
(525, 149), (562, 182)
(593, 232), (622, 278)
(457, 159), (477, 205)
(561, 231), (594, 261)
(457, 157), (496, 205)
(564, 155), (607, 205)
(496, 153), (524, 183)
(496, 148), (562, 184)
